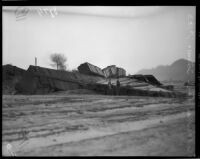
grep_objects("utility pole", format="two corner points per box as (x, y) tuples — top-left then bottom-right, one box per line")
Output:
(35, 57), (37, 66)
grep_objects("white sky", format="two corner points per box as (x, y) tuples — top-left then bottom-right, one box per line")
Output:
(3, 6), (195, 74)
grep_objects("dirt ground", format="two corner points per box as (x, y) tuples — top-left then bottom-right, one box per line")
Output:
(2, 88), (195, 156)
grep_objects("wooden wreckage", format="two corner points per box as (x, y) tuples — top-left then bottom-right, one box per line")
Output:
(3, 64), (26, 94)
(15, 63), (186, 97)
(89, 77), (183, 98)
(15, 65), (103, 94)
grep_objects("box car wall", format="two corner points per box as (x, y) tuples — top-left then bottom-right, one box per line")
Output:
(15, 65), (104, 94)
(78, 62), (105, 77)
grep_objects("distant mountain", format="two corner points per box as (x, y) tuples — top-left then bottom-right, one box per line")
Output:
(137, 59), (195, 82)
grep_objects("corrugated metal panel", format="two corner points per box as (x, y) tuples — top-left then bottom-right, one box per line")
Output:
(94, 66), (99, 74)
(87, 63), (95, 73)
(144, 75), (162, 86)
(78, 63), (91, 75)
(117, 67), (126, 77)
(95, 66), (104, 76)
(102, 69), (109, 77)
(78, 62), (105, 77)
(102, 65), (126, 78)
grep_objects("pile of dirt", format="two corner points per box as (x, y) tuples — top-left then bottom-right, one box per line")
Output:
(3, 64), (26, 94)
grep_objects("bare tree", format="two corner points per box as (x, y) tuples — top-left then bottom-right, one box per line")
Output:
(50, 53), (67, 70)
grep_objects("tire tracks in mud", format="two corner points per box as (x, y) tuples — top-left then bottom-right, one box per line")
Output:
(16, 112), (195, 156)
(3, 95), (194, 145)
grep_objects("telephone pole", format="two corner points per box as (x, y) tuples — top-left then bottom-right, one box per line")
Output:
(35, 57), (37, 66)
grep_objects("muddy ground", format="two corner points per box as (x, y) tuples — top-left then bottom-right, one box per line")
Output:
(2, 87), (195, 156)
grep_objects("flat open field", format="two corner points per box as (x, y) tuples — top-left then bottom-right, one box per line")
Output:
(2, 88), (195, 156)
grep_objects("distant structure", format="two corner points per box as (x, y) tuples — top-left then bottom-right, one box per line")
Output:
(102, 65), (126, 78)
(78, 62), (105, 77)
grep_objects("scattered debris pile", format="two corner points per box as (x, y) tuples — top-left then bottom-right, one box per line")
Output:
(15, 65), (104, 94)
(92, 77), (186, 98)
(129, 74), (173, 90)
(3, 64), (26, 94)
(102, 65), (126, 78)
(5, 61), (184, 97)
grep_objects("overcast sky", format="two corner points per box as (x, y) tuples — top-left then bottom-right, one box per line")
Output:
(3, 6), (195, 74)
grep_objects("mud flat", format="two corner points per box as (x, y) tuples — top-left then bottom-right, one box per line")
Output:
(2, 89), (195, 156)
